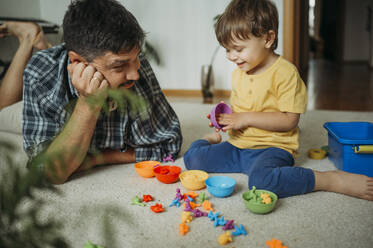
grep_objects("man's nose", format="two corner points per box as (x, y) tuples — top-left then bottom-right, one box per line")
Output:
(127, 60), (140, 81)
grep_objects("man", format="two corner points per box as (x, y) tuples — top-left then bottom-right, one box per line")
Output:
(22, 0), (182, 184)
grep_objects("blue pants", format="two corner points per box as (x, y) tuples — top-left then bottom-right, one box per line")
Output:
(183, 140), (315, 198)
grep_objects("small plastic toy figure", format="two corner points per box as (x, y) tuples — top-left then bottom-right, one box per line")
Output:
(222, 220), (234, 231)
(163, 154), (175, 162)
(142, 194), (153, 202)
(265, 238), (288, 248)
(202, 200), (214, 211)
(214, 216), (226, 227)
(181, 211), (193, 223)
(218, 231), (232, 246)
(260, 192), (272, 204)
(198, 192), (207, 203)
(83, 241), (104, 248)
(150, 203), (164, 213)
(208, 211), (220, 221)
(179, 223), (189, 236)
(232, 224), (247, 236)
(131, 196), (146, 207)
(169, 198), (181, 207)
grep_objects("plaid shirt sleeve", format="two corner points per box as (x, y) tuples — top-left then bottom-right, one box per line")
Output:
(129, 55), (182, 161)
(22, 48), (68, 161)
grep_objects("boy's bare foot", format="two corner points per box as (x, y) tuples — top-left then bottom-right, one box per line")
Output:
(314, 170), (373, 201)
(202, 132), (222, 144)
(0, 22), (51, 50)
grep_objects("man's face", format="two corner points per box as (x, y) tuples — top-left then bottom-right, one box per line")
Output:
(90, 46), (141, 89)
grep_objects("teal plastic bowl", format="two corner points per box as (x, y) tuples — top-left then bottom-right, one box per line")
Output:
(205, 176), (236, 198)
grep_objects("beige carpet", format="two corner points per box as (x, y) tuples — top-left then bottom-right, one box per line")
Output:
(1, 101), (373, 248)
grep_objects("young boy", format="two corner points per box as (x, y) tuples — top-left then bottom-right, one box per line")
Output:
(184, 0), (373, 201)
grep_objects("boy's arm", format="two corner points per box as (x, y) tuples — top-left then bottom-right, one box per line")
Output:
(218, 111), (300, 132)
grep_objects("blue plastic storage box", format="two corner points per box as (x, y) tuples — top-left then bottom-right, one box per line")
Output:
(323, 122), (373, 177)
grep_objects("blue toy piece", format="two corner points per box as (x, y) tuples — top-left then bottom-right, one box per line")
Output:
(186, 195), (194, 202)
(169, 198), (180, 207)
(208, 211), (220, 221)
(232, 224), (247, 236)
(214, 216), (227, 227)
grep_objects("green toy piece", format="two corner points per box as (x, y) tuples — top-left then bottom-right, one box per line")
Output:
(131, 196), (146, 206)
(198, 192), (207, 203)
(244, 186), (258, 202)
(83, 241), (104, 248)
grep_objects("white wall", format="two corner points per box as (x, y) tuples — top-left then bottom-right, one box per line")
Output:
(0, 0), (284, 90)
(343, 0), (370, 61)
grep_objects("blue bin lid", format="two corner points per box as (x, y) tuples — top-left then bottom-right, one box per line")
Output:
(323, 122), (373, 145)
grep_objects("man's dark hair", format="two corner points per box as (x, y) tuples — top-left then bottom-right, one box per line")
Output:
(63, 0), (145, 61)
(215, 0), (278, 50)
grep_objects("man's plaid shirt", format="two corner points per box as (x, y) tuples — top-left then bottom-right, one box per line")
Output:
(22, 44), (182, 163)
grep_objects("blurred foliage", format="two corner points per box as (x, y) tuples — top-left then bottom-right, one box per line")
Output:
(0, 87), (148, 248)
(143, 41), (161, 66)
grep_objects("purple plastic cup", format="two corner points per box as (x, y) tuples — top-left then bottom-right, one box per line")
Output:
(210, 103), (232, 129)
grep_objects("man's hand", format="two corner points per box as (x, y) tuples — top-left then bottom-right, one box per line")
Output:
(67, 62), (108, 97)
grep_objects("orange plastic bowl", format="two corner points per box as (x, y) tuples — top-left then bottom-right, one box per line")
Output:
(153, 165), (181, 184)
(134, 161), (160, 178)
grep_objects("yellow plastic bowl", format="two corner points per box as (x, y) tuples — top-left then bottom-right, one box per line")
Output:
(134, 161), (160, 178)
(179, 170), (209, 190)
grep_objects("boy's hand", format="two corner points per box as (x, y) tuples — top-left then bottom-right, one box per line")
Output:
(217, 112), (249, 131)
(206, 113), (221, 132)
(67, 62), (108, 97)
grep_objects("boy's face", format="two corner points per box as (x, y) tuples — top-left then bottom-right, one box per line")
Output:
(225, 34), (272, 73)
(90, 46), (141, 89)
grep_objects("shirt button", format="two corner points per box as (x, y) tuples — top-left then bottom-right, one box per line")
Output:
(250, 78), (254, 82)
(248, 90), (252, 94)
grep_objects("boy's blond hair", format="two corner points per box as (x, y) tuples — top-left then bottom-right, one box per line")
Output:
(215, 0), (279, 50)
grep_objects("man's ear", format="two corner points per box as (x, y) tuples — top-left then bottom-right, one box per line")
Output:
(68, 51), (87, 64)
(264, 30), (276, 49)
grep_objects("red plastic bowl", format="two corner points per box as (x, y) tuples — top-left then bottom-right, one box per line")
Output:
(210, 103), (232, 129)
(153, 165), (181, 184)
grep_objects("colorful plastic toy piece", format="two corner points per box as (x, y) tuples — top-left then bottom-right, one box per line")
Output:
(232, 224), (247, 236)
(198, 192), (207, 203)
(186, 191), (199, 199)
(191, 208), (208, 218)
(131, 196), (146, 207)
(169, 198), (181, 207)
(181, 211), (193, 223)
(217, 231), (233, 246)
(83, 241), (104, 248)
(185, 201), (200, 209)
(175, 188), (183, 201)
(150, 203), (164, 213)
(184, 201), (193, 212)
(260, 192), (272, 204)
(222, 220), (234, 231)
(163, 154), (175, 162)
(142, 194), (153, 202)
(202, 200), (214, 211)
(208, 211), (220, 221)
(214, 216), (226, 227)
(179, 223), (189, 236)
(265, 238), (288, 248)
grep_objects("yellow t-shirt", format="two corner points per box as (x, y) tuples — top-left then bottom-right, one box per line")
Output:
(228, 56), (307, 157)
